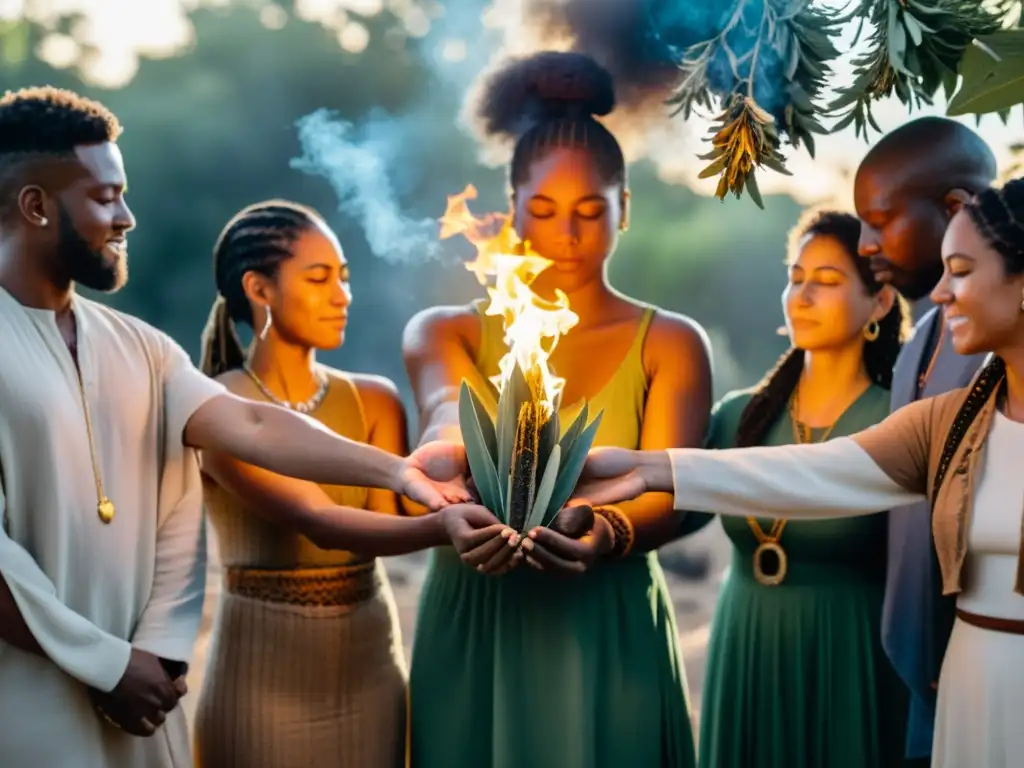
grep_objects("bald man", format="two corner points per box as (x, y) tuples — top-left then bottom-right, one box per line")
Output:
(855, 116), (997, 766)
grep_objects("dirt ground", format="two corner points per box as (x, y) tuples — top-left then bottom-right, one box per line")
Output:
(182, 520), (732, 737)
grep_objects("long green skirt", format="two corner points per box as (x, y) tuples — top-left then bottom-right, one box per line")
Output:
(409, 546), (696, 768)
(698, 547), (908, 768)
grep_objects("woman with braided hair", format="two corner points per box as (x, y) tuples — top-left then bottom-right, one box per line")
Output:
(192, 200), (506, 767)
(678, 208), (911, 768)
(403, 52), (712, 767)
(574, 178), (1024, 768)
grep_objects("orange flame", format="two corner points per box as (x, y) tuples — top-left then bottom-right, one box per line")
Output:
(440, 184), (578, 416)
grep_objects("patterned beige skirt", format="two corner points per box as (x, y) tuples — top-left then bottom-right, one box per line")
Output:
(194, 560), (407, 768)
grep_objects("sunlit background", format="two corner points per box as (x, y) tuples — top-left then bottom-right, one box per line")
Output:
(2, 0), (1021, 731)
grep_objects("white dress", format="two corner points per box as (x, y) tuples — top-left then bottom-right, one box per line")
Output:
(932, 412), (1024, 768)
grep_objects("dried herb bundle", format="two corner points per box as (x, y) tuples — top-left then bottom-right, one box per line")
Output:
(459, 363), (603, 533)
(660, 0), (1022, 206)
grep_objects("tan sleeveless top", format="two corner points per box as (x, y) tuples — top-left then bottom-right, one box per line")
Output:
(203, 367), (373, 569)
(471, 299), (654, 450)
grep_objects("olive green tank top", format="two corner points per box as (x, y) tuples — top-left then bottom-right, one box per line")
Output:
(203, 367), (374, 569)
(471, 299), (655, 450)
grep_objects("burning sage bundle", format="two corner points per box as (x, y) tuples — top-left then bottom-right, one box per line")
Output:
(459, 365), (602, 533)
(440, 184), (602, 532)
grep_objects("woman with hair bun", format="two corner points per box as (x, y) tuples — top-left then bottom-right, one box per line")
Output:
(574, 178), (1024, 768)
(403, 51), (712, 767)
(681, 208), (912, 768)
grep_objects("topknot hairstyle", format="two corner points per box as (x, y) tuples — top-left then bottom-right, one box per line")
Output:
(468, 51), (626, 190)
(199, 199), (324, 377)
(733, 208), (911, 448)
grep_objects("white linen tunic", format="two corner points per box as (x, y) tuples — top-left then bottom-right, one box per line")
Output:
(0, 286), (223, 767)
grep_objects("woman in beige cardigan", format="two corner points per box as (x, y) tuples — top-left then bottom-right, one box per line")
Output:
(509, 179), (1024, 768)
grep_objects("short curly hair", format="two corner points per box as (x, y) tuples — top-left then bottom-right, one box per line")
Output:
(0, 85), (121, 160)
(0, 86), (121, 220)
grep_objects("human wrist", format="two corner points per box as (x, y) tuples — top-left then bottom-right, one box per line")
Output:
(638, 450), (672, 494)
(381, 452), (409, 494)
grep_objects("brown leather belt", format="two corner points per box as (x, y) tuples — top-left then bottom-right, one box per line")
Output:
(957, 608), (1024, 636)
(225, 562), (377, 607)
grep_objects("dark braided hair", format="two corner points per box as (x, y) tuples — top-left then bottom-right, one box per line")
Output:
(734, 209), (912, 448)
(469, 51), (626, 191)
(0, 86), (121, 219)
(932, 178), (1024, 497)
(200, 199), (324, 377)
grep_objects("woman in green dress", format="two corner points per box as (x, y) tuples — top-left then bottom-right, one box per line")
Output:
(402, 52), (713, 768)
(682, 209), (912, 767)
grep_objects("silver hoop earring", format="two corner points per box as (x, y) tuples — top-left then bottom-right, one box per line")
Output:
(259, 306), (273, 341)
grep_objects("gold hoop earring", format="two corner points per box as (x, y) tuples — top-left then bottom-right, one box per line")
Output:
(863, 321), (880, 342)
(259, 306), (272, 341)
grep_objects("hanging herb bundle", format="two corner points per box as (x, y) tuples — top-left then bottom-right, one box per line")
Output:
(657, 0), (1023, 207)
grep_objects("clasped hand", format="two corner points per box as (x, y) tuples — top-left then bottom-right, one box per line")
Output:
(91, 648), (187, 736)
(442, 501), (615, 576)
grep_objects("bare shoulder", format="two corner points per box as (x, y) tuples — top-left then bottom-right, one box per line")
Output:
(402, 303), (480, 354)
(212, 368), (254, 397)
(645, 308), (712, 365)
(344, 371), (405, 412)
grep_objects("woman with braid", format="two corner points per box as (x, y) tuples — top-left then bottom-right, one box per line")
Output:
(403, 52), (712, 768)
(679, 209), (911, 768)
(192, 200), (503, 767)
(572, 178), (1024, 768)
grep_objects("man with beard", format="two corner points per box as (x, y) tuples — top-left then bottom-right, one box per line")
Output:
(854, 116), (997, 766)
(0, 87), (488, 768)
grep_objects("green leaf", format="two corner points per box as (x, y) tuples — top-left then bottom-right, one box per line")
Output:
(458, 382), (502, 514)
(546, 411), (604, 525)
(947, 31), (1024, 116)
(525, 445), (560, 532)
(745, 172), (765, 209)
(495, 363), (530, 513)
(535, 407), (560, 495)
(558, 402), (589, 458)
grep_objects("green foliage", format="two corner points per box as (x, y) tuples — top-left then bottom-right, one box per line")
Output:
(459, 365), (603, 531)
(946, 29), (1024, 116)
(666, 0), (1021, 206)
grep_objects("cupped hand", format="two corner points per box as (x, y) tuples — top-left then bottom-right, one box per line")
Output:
(571, 447), (648, 508)
(522, 505), (614, 576)
(440, 503), (521, 574)
(400, 441), (472, 510)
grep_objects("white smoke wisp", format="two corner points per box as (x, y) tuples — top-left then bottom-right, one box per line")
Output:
(290, 108), (443, 264)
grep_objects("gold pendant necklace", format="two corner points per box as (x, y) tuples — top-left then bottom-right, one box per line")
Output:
(747, 387), (837, 586)
(74, 364), (114, 524)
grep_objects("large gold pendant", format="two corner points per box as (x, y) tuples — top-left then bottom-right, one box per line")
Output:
(752, 540), (787, 586)
(97, 498), (115, 524)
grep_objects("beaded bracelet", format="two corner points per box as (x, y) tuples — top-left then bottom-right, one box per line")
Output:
(595, 505), (635, 559)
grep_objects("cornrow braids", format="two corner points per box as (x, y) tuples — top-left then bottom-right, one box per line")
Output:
(734, 209), (910, 448)
(963, 178), (1024, 274)
(931, 179), (1024, 500)
(510, 117), (626, 190)
(199, 200), (322, 377)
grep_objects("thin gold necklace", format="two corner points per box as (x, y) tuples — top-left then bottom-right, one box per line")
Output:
(70, 344), (114, 524)
(746, 386), (837, 586)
